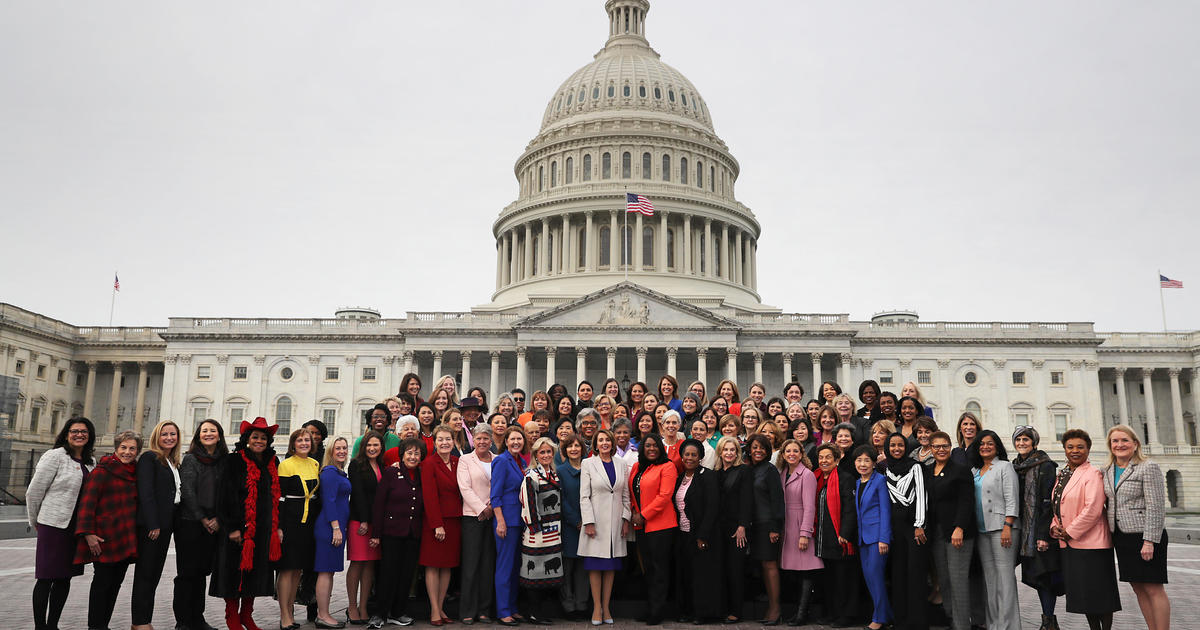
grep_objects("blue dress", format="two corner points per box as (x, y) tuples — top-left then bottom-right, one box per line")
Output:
(313, 465), (352, 573)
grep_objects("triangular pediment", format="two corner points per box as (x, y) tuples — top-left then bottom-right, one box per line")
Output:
(513, 282), (741, 330)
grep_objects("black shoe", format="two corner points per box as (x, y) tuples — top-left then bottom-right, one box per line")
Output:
(526, 616), (552, 626)
(645, 618), (662, 626)
(315, 620), (347, 629)
(497, 619), (519, 627)
(832, 617), (853, 628)
(761, 616), (782, 626)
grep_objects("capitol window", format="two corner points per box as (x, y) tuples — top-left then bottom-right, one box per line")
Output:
(14, 359), (24, 375)
(276, 396), (293, 434)
(681, 93), (688, 106)
(362, 367), (376, 382)
(622, 152), (631, 178)
(608, 85), (615, 98)
(565, 157), (574, 184)
(623, 84), (630, 97)
(1012, 371), (1027, 385)
(229, 407), (244, 434)
(639, 85), (646, 98)
(322, 408), (337, 426)
(662, 155), (671, 181)
(538, 165), (544, 192)
(654, 87), (662, 99)
(667, 229), (676, 268)
(578, 89), (585, 103)
(710, 166), (715, 191)
(550, 161), (558, 187)
(593, 86), (600, 100)
(280, 366), (294, 381)
(233, 366), (247, 380)
(577, 231), (587, 268)
(583, 154), (592, 181)
(964, 371), (977, 385)
(196, 365), (211, 381)
(668, 89), (675, 102)
(680, 157), (688, 184)
(567, 93), (573, 106)
(697, 161), (703, 188)
(643, 226), (654, 267)
(620, 225), (632, 266)
(325, 366), (340, 382)
(1050, 371), (1064, 385)
(642, 152), (651, 178)
(599, 227), (611, 268)
(602, 152), (611, 179)
(917, 370), (931, 385)
(36, 364), (46, 380)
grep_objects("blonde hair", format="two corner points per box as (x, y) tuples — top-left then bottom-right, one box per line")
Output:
(718, 413), (742, 434)
(322, 436), (349, 468)
(531, 437), (557, 460)
(686, 381), (708, 406)
(1105, 424), (1147, 467)
(902, 382), (926, 407)
(832, 393), (856, 417)
(432, 375), (461, 404)
(147, 420), (182, 467)
(871, 420), (896, 442)
(715, 435), (744, 469)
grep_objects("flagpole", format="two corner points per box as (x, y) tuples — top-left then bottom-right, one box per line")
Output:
(109, 270), (117, 327)
(1159, 269), (1168, 331)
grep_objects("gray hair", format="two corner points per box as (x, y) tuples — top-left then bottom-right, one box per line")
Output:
(471, 422), (492, 437)
(395, 414), (419, 434)
(612, 417), (633, 433)
(576, 407), (600, 429)
(114, 430), (142, 451)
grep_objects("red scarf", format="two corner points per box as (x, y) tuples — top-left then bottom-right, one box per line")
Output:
(814, 466), (855, 556)
(239, 450), (282, 575)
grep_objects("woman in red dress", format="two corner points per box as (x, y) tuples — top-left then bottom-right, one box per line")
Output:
(420, 424), (463, 626)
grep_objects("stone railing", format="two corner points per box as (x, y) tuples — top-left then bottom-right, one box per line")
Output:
(859, 321), (1094, 335)
(2, 304), (166, 343)
(1099, 332), (1199, 348)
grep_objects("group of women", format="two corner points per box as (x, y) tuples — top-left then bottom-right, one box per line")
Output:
(25, 372), (1171, 630)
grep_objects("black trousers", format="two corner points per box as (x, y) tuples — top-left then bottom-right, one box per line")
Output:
(640, 529), (674, 621)
(890, 526), (931, 630)
(377, 535), (421, 619)
(674, 529), (719, 620)
(822, 556), (862, 621)
(460, 516), (496, 619)
(174, 519), (217, 627)
(90, 560), (132, 629)
(719, 530), (747, 618)
(133, 526), (173, 624)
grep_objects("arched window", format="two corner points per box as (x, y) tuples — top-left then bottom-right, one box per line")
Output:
(621, 152), (631, 179)
(667, 228), (676, 268)
(697, 161), (703, 188)
(599, 226), (611, 268)
(578, 89), (585, 103)
(565, 157), (574, 184)
(567, 93), (573, 106)
(680, 157), (688, 185)
(623, 84), (630, 97)
(538, 165), (544, 192)
(582, 154), (592, 181)
(654, 87), (662, 100)
(710, 166), (715, 191)
(682, 93), (688, 107)
(550, 161), (557, 188)
(668, 89), (676, 102)
(965, 401), (982, 421)
(620, 225), (632, 266)
(593, 86), (600, 100)
(607, 85), (615, 98)
(639, 85), (646, 98)
(577, 230), (587, 268)
(276, 396), (293, 434)
(642, 152), (651, 178)
(602, 153), (612, 179)
(642, 226), (654, 267)
(662, 155), (671, 181)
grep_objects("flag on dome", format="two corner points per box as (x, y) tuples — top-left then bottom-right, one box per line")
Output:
(1160, 274), (1183, 288)
(625, 193), (654, 216)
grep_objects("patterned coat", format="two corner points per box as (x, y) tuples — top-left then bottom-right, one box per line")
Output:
(1103, 460), (1166, 543)
(519, 465), (564, 589)
(74, 455), (138, 565)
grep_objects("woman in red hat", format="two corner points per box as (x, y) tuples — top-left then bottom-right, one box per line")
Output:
(210, 417), (281, 630)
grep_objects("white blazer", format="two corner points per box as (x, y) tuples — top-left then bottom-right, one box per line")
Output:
(27, 447), (94, 529)
(577, 455), (631, 559)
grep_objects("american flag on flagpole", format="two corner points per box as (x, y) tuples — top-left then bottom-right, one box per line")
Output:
(625, 193), (654, 216)
(1160, 274), (1183, 289)
(114, 274), (120, 291)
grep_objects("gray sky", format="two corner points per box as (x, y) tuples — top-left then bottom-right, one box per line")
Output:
(1, 1), (1196, 332)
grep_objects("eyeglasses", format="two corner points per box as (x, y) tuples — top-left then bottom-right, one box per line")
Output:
(512, 397), (524, 403)
(930, 444), (951, 450)
(68, 429), (90, 436)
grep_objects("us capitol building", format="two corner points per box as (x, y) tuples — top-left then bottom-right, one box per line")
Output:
(1, 0), (1197, 506)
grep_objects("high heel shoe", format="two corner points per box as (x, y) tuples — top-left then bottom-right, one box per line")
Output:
(761, 615), (783, 626)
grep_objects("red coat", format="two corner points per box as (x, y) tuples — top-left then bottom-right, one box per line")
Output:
(75, 455), (138, 565)
(628, 460), (678, 533)
(419, 454), (463, 567)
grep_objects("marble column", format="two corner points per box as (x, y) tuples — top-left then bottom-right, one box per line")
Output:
(1141, 368), (1159, 446)
(734, 231), (743, 285)
(659, 211), (669, 271)
(432, 350), (444, 380)
(576, 347), (588, 386)
(495, 241), (503, 290)
(811, 353), (824, 402)
(134, 361), (149, 433)
(751, 239), (758, 290)
(545, 347), (557, 391)
(509, 230), (519, 285)
(562, 214), (572, 274)
(83, 361), (98, 418)
(606, 347), (617, 380)
(703, 218), (713, 277)
(636, 347), (648, 384)
(489, 351), (501, 403)
(585, 211), (596, 272)
(666, 347), (678, 378)
(402, 350), (414, 376)
(682, 214), (692, 274)
(523, 224), (534, 280)
(720, 223), (730, 281)
(782, 353), (794, 393)
(839, 354), (853, 391)
(1114, 367), (1129, 425)
(540, 219), (550, 276)
(753, 352), (764, 385)
(460, 351), (472, 399)
(1169, 369), (1186, 445)
(726, 347), (738, 382)
(107, 362), (123, 435)
(696, 347), (707, 388)
(515, 347), (528, 392)
(609, 210), (618, 269)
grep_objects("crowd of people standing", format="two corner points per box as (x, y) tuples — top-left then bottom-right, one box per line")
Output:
(26, 372), (1172, 630)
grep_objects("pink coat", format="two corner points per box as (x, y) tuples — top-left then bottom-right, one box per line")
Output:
(780, 466), (823, 571)
(456, 451), (493, 518)
(1051, 461), (1112, 550)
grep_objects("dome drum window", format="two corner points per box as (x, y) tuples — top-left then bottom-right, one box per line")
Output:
(668, 89), (675, 103)
(623, 84), (631, 97)
(639, 85), (646, 98)
(607, 85), (615, 98)
(602, 152), (612, 179)
(593, 86), (600, 99)
(654, 87), (662, 99)
(583, 154), (592, 181)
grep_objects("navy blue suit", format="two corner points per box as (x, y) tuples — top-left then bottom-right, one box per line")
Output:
(855, 472), (894, 625)
(490, 451), (525, 618)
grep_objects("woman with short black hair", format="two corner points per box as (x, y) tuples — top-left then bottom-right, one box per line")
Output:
(747, 433), (785, 625)
(628, 433), (678, 625)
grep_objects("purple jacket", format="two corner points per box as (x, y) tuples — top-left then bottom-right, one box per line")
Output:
(372, 463), (423, 538)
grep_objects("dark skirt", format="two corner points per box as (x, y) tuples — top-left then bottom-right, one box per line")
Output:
(749, 523), (782, 562)
(1114, 528), (1168, 584)
(1061, 546), (1121, 615)
(582, 556), (622, 571)
(277, 517), (316, 570)
(35, 524), (84, 580)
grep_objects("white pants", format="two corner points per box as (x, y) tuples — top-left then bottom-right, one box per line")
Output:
(977, 529), (1021, 630)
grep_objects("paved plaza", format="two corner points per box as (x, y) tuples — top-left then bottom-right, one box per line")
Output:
(3, 537), (1197, 629)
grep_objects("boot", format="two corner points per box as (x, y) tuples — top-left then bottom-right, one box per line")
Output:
(239, 597), (263, 630)
(1044, 614), (1060, 630)
(787, 580), (813, 626)
(224, 598), (242, 630)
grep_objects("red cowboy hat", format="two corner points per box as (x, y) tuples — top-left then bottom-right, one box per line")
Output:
(240, 416), (279, 437)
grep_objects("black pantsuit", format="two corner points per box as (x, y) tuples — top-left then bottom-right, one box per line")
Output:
(460, 516), (496, 619)
(89, 560), (131, 629)
(822, 556), (861, 620)
(377, 536), (421, 619)
(132, 522), (174, 624)
(172, 518), (217, 628)
(133, 452), (179, 626)
(889, 527), (930, 629)
(715, 464), (753, 620)
(674, 466), (720, 622)
(639, 529), (674, 622)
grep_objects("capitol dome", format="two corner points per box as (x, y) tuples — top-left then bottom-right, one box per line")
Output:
(485, 0), (771, 313)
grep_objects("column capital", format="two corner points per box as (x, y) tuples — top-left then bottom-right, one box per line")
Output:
(753, 352), (764, 362)
(253, 354), (266, 365)
(490, 350), (502, 360)
(308, 354), (321, 365)
(216, 354), (230, 365)
(725, 347), (738, 358)
(159, 357), (173, 366)
(1168, 368), (1182, 378)
(544, 346), (558, 357)
(585, 210), (594, 219)
(811, 352), (823, 363)
(781, 352), (794, 362)
(635, 347), (648, 357)
(1137, 367), (1154, 379)
(576, 346), (589, 356)
(1085, 360), (1099, 371)
(864, 358), (877, 369)
(1069, 360), (1084, 370)
(345, 354), (358, 365)
(840, 353), (853, 365)
(382, 355), (396, 365)
(935, 359), (949, 369)
(605, 346), (618, 357)
(4, 345), (14, 357)
(136, 361), (149, 370)
(1114, 366), (1127, 376)
(695, 346), (708, 357)
(431, 350), (443, 360)
(179, 355), (192, 365)
(402, 350), (414, 361)
(1031, 359), (1045, 369)
(992, 359), (1006, 369)
(704, 216), (712, 226)
(898, 359), (912, 368)
(665, 346), (678, 358)
(515, 346), (527, 357)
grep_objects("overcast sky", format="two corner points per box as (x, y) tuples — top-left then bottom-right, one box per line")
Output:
(1, 1), (1196, 332)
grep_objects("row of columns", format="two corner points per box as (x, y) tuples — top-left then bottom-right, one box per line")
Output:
(1112, 367), (1197, 446)
(495, 211), (757, 290)
(73, 360), (151, 436)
